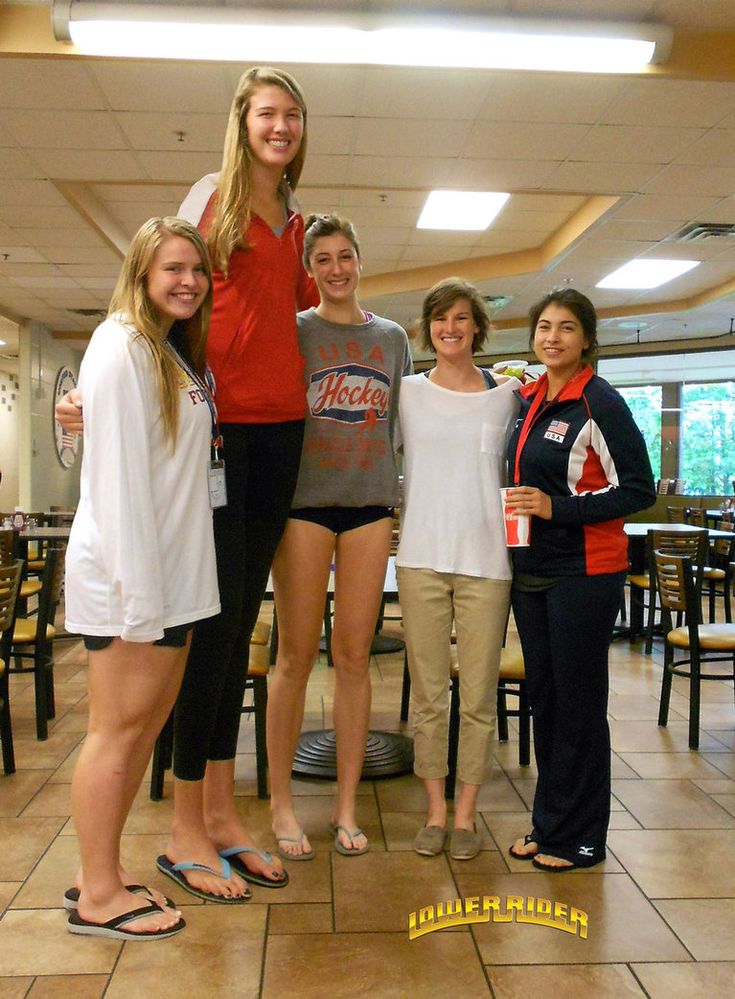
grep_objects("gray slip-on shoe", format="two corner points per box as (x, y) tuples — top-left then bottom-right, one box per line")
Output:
(413, 825), (446, 856)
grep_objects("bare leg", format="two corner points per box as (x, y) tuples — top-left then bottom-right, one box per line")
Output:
(267, 519), (335, 857)
(423, 777), (447, 829)
(71, 640), (187, 932)
(453, 781), (481, 831)
(330, 517), (393, 851)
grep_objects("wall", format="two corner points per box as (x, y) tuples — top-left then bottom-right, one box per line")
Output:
(19, 320), (83, 512)
(0, 366), (20, 512)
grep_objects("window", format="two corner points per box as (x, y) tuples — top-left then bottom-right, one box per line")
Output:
(617, 385), (662, 481)
(680, 381), (735, 495)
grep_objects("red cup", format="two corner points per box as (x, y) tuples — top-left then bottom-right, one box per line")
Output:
(499, 487), (531, 547)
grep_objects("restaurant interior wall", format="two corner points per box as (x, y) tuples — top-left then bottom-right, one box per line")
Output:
(22, 321), (82, 511)
(0, 365), (20, 510)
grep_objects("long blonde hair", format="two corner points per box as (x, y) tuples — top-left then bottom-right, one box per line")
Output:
(208, 66), (308, 273)
(108, 217), (213, 446)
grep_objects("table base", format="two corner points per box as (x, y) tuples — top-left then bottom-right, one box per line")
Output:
(292, 729), (414, 780)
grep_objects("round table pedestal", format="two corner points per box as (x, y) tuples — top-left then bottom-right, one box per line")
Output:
(292, 729), (414, 780)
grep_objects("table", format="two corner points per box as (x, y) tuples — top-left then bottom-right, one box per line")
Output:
(705, 509), (734, 528)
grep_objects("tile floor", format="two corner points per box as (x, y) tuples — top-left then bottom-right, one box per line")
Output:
(0, 606), (734, 998)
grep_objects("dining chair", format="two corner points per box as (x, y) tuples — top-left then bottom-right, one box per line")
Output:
(687, 507), (706, 527)
(9, 546), (66, 740)
(666, 505), (688, 524)
(654, 550), (735, 750)
(0, 560), (23, 774)
(628, 528), (709, 654)
(0, 528), (43, 611)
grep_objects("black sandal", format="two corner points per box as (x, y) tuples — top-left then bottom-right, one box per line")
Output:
(508, 833), (538, 861)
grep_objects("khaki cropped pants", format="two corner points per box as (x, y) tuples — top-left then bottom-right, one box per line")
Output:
(397, 567), (511, 786)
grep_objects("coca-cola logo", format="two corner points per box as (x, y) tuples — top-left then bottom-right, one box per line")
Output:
(307, 363), (390, 424)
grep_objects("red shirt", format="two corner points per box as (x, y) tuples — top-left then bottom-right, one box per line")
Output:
(198, 194), (318, 424)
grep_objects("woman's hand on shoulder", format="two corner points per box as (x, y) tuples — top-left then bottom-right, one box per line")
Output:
(505, 486), (552, 520)
(55, 389), (84, 434)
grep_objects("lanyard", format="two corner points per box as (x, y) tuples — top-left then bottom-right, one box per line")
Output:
(512, 383), (549, 486)
(166, 341), (222, 451)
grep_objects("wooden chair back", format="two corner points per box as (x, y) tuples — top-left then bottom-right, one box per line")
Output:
(666, 506), (688, 524)
(687, 508), (706, 527)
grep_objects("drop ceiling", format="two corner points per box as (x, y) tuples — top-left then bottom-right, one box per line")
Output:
(1, 0), (735, 362)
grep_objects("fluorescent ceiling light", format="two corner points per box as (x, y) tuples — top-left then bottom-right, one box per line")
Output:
(417, 191), (510, 231)
(597, 259), (700, 290)
(52, 4), (672, 72)
(0, 339), (5, 347)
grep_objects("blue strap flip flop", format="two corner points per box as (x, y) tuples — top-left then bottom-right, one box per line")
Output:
(155, 854), (251, 903)
(218, 846), (289, 888)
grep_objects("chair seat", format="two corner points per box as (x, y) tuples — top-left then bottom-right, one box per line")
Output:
(628, 573), (649, 589)
(702, 566), (726, 580)
(499, 647), (525, 680)
(20, 579), (43, 599)
(667, 623), (735, 650)
(27, 560), (46, 572)
(251, 620), (271, 646)
(247, 642), (270, 675)
(12, 619), (56, 643)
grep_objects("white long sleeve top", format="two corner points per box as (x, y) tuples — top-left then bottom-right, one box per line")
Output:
(65, 316), (220, 641)
(396, 371), (520, 580)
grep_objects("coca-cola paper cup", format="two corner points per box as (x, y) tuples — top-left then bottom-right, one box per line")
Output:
(499, 487), (531, 547)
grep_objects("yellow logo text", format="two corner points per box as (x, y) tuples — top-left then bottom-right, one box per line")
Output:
(408, 895), (588, 940)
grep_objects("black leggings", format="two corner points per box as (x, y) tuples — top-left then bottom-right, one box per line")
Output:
(173, 420), (304, 780)
(511, 571), (625, 866)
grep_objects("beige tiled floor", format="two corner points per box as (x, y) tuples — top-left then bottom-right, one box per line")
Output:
(1, 608), (734, 997)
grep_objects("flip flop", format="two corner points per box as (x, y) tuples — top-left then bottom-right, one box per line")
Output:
(63, 884), (175, 911)
(155, 855), (251, 903)
(218, 846), (289, 888)
(67, 901), (185, 941)
(531, 855), (580, 873)
(330, 824), (369, 857)
(509, 833), (538, 861)
(275, 829), (315, 862)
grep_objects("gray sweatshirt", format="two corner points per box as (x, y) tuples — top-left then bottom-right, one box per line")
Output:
(291, 307), (413, 508)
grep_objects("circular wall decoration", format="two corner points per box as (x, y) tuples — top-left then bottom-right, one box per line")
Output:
(53, 366), (80, 468)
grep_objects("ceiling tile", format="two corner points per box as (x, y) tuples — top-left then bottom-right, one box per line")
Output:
(114, 112), (227, 152)
(0, 59), (105, 110)
(614, 193), (723, 221)
(569, 125), (706, 164)
(0, 110), (128, 150)
(357, 67), (492, 120)
(306, 117), (356, 156)
(674, 129), (735, 167)
(136, 151), (220, 182)
(643, 165), (735, 197)
(447, 159), (558, 189)
(347, 156), (456, 188)
(602, 80), (735, 128)
(544, 161), (660, 193)
(478, 73), (625, 124)
(463, 122), (590, 160)
(26, 148), (146, 181)
(90, 61), (233, 112)
(0, 147), (44, 180)
(355, 118), (471, 158)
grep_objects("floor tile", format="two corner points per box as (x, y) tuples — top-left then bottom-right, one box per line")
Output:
(616, 752), (727, 779)
(333, 852), (458, 933)
(632, 962), (735, 998)
(0, 910), (119, 977)
(0, 978), (33, 998)
(262, 932), (488, 998)
(651, 898), (735, 959)
(711, 793), (735, 816)
(105, 904), (266, 999)
(267, 902), (332, 934)
(0, 771), (55, 817)
(487, 963), (645, 997)
(607, 829), (735, 896)
(611, 779), (735, 828)
(27, 975), (109, 998)
(457, 873), (690, 964)
(0, 816), (66, 880)
(609, 720), (726, 753)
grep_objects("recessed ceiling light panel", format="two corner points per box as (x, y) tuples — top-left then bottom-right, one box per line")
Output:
(417, 191), (510, 231)
(596, 259), (700, 290)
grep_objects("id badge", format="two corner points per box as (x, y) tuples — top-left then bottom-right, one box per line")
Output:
(208, 459), (227, 509)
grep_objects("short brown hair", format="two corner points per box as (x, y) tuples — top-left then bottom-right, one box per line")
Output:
(528, 287), (598, 363)
(420, 277), (490, 354)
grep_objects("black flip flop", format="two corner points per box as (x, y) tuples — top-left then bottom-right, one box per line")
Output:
(67, 901), (185, 940)
(508, 833), (538, 861)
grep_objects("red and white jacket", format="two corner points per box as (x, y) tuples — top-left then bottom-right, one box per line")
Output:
(507, 366), (655, 576)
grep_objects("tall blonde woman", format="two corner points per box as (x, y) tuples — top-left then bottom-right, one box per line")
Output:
(59, 67), (317, 902)
(65, 217), (219, 939)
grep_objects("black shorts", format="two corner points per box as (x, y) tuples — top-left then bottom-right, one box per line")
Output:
(289, 505), (392, 536)
(82, 623), (193, 651)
